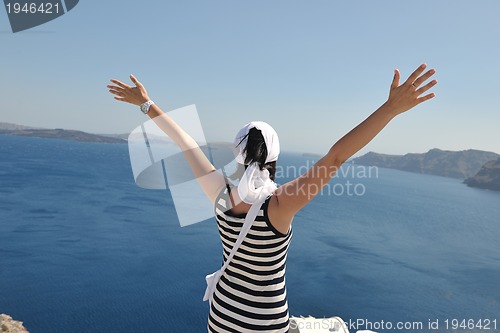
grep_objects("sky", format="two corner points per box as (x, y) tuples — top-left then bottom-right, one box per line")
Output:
(1, 0), (499, 156)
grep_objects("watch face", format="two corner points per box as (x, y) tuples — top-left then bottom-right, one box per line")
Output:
(141, 101), (152, 114)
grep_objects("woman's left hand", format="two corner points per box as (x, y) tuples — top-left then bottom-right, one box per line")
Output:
(107, 74), (151, 106)
(385, 63), (438, 116)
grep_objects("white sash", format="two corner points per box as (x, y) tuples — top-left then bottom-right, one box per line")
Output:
(203, 200), (264, 304)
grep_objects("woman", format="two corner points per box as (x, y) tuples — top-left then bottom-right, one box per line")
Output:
(107, 64), (437, 332)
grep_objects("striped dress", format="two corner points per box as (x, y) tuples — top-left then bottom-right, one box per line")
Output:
(208, 187), (293, 333)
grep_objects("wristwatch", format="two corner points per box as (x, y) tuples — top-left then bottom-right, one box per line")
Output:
(140, 100), (155, 114)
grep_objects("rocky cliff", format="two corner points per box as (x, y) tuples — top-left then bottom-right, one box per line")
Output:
(0, 314), (29, 333)
(464, 158), (500, 191)
(352, 148), (500, 179)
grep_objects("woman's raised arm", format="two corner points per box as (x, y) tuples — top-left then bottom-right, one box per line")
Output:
(269, 64), (438, 232)
(107, 75), (226, 203)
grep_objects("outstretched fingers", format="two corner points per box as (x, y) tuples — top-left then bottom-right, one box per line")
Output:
(108, 78), (134, 99)
(404, 63), (427, 87)
(130, 74), (143, 87)
(107, 74), (150, 106)
(108, 87), (124, 97)
(110, 79), (131, 89)
(416, 79), (438, 95)
(386, 64), (438, 115)
(416, 92), (436, 104)
(413, 68), (436, 88)
(391, 69), (401, 89)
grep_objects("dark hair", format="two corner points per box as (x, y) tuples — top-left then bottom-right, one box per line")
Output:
(237, 127), (277, 181)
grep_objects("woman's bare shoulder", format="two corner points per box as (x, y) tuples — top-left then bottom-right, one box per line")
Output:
(267, 194), (293, 235)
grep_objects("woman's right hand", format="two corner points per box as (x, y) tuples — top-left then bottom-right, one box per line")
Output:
(107, 74), (151, 106)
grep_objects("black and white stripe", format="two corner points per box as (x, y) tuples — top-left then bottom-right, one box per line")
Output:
(208, 187), (293, 333)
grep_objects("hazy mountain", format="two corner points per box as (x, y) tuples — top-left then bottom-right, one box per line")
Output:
(464, 158), (500, 191)
(302, 152), (322, 158)
(0, 122), (39, 130)
(352, 148), (500, 180)
(0, 122), (126, 144)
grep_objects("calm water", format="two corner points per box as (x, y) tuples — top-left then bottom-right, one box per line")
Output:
(0, 135), (499, 332)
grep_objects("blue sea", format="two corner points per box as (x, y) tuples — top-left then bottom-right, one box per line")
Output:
(0, 135), (499, 333)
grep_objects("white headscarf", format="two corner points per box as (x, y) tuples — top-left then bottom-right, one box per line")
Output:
(234, 121), (280, 204)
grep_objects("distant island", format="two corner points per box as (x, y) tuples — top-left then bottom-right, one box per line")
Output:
(464, 158), (500, 191)
(302, 152), (322, 158)
(352, 148), (500, 180)
(0, 122), (126, 144)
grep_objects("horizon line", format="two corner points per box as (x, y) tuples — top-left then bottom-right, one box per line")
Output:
(0, 121), (498, 156)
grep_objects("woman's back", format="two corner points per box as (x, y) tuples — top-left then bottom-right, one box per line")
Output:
(208, 187), (293, 333)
